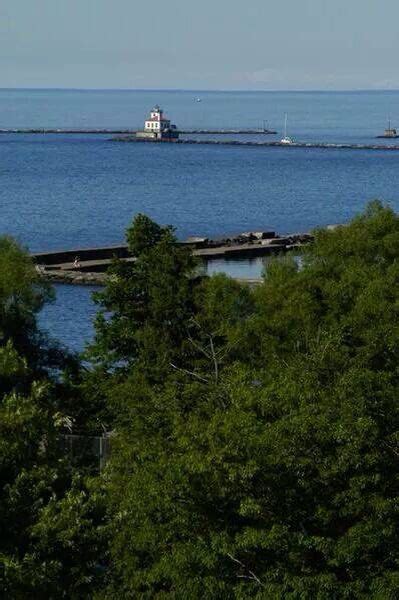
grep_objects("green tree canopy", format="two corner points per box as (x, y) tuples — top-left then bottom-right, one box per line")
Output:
(0, 236), (72, 388)
(88, 213), (199, 380)
(0, 238), (105, 598)
(125, 213), (168, 256)
(99, 204), (399, 599)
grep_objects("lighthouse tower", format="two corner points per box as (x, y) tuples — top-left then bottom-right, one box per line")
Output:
(136, 105), (179, 140)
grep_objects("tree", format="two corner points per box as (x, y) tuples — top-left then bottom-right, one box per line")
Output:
(87, 214), (199, 381)
(100, 204), (399, 598)
(125, 213), (166, 255)
(0, 236), (65, 381)
(0, 352), (106, 598)
(0, 237), (105, 598)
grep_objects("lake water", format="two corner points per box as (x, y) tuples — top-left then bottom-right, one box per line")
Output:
(2, 88), (399, 351)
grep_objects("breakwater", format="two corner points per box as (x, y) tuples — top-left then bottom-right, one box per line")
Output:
(4, 129), (399, 151)
(113, 136), (399, 151)
(32, 231), (313, 286)
(0, 128), (276, 135)
(179, 129), (277, 135)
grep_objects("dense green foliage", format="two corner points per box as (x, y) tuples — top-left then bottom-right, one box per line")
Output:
(0, 239), (104, 598)
(97, 203), (399, 598)
(4, 203), (399, 598)
(88, 214), (199, 383)
(0, 237), (69, 384)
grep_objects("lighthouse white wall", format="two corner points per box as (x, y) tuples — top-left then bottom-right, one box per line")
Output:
(138, 106), (179, 140)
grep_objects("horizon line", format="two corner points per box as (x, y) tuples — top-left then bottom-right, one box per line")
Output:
(2, 86), (399, 94)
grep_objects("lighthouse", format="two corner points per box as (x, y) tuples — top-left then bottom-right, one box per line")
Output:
(136, 105), (179, 140)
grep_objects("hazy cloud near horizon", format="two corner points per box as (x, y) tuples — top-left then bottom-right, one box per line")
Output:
(1, 0), (398, 90)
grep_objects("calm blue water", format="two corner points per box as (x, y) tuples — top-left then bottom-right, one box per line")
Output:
(2, 88), (399, 351)
(4, 135), (399, 253)
(40, 285), (101, 355)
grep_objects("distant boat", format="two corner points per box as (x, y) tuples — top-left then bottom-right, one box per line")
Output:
(196, 98), (202, 102)
(280, 114), (294, 145)
(376, 118), (398, 139)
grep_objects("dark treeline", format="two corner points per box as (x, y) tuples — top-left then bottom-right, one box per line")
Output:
(2, 202), (399, 599)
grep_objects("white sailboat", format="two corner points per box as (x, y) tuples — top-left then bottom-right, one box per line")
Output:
(280, 114), (294, 145)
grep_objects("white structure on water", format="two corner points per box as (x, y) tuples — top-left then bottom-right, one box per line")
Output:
(136, 105), (179, 140)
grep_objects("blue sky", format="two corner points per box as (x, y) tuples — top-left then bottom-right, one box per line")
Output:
(1, 0), (398, 90)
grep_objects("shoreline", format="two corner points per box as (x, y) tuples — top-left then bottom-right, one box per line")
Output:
(40, 269), (264, 288)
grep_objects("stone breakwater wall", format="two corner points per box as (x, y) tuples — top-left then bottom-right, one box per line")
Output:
(39, 268), (264, 288)
(4, 129), (398, 150)
(32, 231), (314, 286)
(0, 128), (276, 135)
(34, 244), (130, 267)
(39, 268), (107, 286)
(113, 136), (399, 151)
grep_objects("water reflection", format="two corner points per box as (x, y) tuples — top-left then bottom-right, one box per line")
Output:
(202, 254), (302, 279)
(203, 256), (268, 279)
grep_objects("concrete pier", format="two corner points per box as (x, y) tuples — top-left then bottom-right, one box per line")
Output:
(32, 232), (313, 286)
